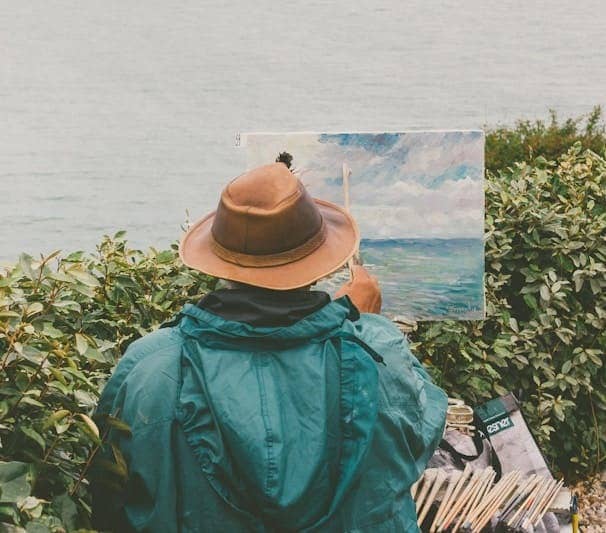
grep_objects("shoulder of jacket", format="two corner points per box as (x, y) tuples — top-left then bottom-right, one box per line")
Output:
(97, 326), (184, 415)
(349, 314), (421, 397)
(118, 326), (184, 382)
(125, 325), (184, 358)
(352, 313), (409, 350)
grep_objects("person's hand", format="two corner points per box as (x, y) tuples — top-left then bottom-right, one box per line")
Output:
(334, 265), (382, 314)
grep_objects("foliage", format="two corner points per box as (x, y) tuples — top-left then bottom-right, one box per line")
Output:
(2, 110), (606, 529)
(412, 144), (606, 481)
(0, 234), (215, 531)
(486, 105), (606, 174)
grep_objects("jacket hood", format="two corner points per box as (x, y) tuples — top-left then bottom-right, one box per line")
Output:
(173, 298), (381, 531)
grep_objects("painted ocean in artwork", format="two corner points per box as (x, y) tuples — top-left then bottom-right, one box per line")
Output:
(245, 131), (485, 321)
(319, 238), (484, 320)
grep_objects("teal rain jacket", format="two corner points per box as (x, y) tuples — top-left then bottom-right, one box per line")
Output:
(94, 297), (447, 532)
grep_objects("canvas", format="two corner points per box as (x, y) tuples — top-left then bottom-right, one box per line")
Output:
(243, 131), (485, 321)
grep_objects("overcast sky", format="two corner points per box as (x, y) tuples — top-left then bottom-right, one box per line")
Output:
(246, 131), (484, 240)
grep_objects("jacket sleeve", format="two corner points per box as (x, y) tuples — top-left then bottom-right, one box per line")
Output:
(91, 337), (148, 531)
(91, 329), (183, 532)
(353, 314), (448, 486)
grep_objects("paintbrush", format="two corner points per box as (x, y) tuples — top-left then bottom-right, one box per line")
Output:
(529, 479), (563, 526)
(507, 475), (551, 529)
(435, 464), (473, 532)
(417, 468), (448, 527)
(472, 472), (521, 533)
(411, 477), (422, 500)
(415, 469), (439, 513)
(439, 468), (485, 531)
(452, 468), (495, 532)
(497, 474), (538, 522)
(525, 477), (558, 528)
(469, 471), (515, 532)
(430, 470), (463, 533)
(342, 162), (361, 274)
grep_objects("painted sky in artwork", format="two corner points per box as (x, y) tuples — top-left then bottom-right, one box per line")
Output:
(245, 131), (484, 240)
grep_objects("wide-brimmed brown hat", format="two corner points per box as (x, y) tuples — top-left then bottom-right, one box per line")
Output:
(179, 163), (359, 290)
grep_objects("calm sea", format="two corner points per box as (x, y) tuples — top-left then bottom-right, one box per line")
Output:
(1, 1), (605, 261)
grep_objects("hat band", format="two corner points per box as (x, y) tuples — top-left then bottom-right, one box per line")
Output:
(210, 220), (327, 268)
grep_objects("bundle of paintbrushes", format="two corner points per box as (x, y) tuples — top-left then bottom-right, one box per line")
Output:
(411, 465), (564, 532)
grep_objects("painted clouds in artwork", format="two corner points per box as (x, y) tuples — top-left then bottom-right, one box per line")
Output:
(245, 131), (484, 240)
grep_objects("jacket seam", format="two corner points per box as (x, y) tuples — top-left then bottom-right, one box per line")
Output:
(255, 359), (276, 494)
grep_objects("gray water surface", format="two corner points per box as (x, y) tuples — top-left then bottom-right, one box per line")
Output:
(2, 1), (605, 260)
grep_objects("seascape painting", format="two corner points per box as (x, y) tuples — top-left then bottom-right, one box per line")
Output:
(244, 131), (485, 321)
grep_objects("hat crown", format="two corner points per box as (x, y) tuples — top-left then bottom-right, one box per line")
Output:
(211, 163), (325, 261)
(223, 163), (300, 211)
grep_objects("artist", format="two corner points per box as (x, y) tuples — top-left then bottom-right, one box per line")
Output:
(92, 163), (448, 532)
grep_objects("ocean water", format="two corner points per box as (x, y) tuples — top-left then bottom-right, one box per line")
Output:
(319, 238), (485, 321)
(1, 1), (606, 260)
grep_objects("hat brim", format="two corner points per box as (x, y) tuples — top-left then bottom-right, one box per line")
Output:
(179, 199), (360, 290)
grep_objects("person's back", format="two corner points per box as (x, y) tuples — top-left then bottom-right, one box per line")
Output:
(92, 164), (447, 532)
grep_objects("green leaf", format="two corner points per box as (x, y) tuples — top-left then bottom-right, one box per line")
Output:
(74, 390), (97, 408)
(41, 323), (63, 338)
(44, 410), (71, 430)
(111, 444), (128, 477)
(551, 281), (562, 293)
(48, 270), (73, 283)
(523, 294), (538, 310)
(51, 300), (81, 312)
(77, 414), (100, 441)
(42, 250), (61, 263)
(19, 397), (45, 408)
(67, 268), (100, 287)
(74, 333), (88, 356)
(18, 254), (35, 280)
(20, 345), (45, 364)
(83, 346), (106, 362)
(561, 360), (572, 374)
(156, 251), (175, 264)
(103, 416), (132, 437)
(51, 493), (78, 531)
(20, 427), (46, 451)
(0, 462), (32, 503)
(0, 521), (27, 532)
(574, 276), (584, 292)
(25, 303), (44, 317)
(539, 284), (551, 301)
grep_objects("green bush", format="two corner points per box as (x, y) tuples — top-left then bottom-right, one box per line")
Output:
(0, 235), (215, 530)
(412, 144), (605, 480)
(486, 105), (606, 174)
